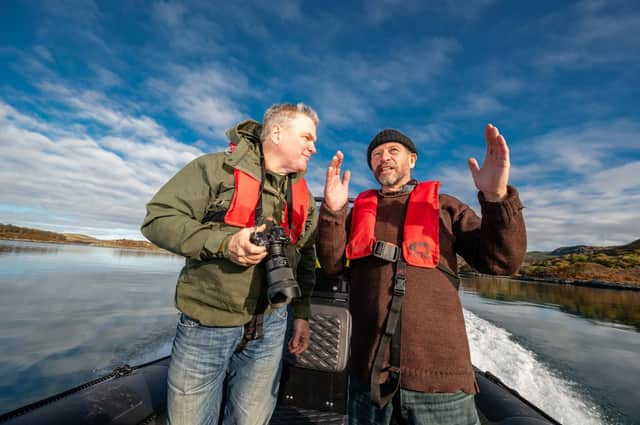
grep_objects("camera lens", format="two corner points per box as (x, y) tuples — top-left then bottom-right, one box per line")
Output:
(256, 225), (301, 307)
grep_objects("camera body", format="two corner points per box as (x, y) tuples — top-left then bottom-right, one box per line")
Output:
(250, 223), (301, 307)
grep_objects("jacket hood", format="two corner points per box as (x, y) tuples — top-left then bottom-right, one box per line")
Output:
(226, 119), (262, 146)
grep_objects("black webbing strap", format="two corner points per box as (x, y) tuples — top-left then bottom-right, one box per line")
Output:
(370, 257), (407, 408)
(234, 313), (265, 353)
(437, 262), (461, 290)
(256, 148), (294, 231)
(234, 146), (294, 353)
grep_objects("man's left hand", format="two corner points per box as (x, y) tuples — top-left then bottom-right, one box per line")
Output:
(467, 123), (510, 202)
(288, 318), (310, 355)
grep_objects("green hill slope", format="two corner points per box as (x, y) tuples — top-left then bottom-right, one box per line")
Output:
(520, 239), (640, 285)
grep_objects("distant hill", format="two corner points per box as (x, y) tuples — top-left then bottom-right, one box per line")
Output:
(0, 223), (166, 252)
(519, 239), (640, 285)
(549, 245), (591, 256)
(549, 239), (640, 256)
(458, 239), (640, 286)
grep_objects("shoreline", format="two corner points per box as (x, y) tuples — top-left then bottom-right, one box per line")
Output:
(460, 271), (640, 291)
(0, 236), (172, 254)
(3, 236), (638, 289)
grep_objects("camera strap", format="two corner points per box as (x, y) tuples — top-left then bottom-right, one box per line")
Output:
(234, 148), (294, 353)
(235, 312), (265, 353)
(256, 161), (294, 230)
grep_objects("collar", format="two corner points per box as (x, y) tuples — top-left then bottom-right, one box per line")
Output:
(378, 179), (418, 196)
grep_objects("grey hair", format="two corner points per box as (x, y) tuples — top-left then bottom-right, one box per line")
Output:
(260, 103), (319, 142)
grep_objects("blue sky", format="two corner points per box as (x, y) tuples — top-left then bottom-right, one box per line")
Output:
(0, 0), (638, 251)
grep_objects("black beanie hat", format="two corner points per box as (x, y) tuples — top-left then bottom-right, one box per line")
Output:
(367, 129), (417, 169)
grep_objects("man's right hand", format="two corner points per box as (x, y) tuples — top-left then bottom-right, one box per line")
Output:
(324, 150), (351, 211)
(228, 224), (268, 266)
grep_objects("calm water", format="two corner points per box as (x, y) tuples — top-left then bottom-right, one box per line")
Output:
(1, 240), (639, 425)
(0, 240), (184, 415)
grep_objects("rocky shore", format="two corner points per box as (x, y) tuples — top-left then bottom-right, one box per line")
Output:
(460, 271), (640, 291)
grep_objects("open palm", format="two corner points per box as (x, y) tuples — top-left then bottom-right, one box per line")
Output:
(324, 150), (351, 211)
(467, 124), (510, 202)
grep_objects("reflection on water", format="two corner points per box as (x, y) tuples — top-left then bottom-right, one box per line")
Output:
(0, 243), (62, 255)
(462, 276), (640, 331)
(0, 240), (183, 415)
(0, 239), (177, 258)
(113, 248), (178, 258)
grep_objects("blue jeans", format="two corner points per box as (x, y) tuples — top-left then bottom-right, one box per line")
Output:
(167, 307), (288, 425)
(348, 378), (480, 425)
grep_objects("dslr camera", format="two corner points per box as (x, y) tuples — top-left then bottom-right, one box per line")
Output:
(250, 222), (301, 307)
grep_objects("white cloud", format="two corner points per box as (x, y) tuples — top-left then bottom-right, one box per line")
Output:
(585, 162), (640, 193)
(148, 65), (249, 141)
(365, 0), (496, 25)
(511, 121), (640, 250)
(447, 93), (507, 118)
(526, 120), (640, 175)
(423, 120), (640, 251)
(0, 97), (202, 239)
(37, 83), (169, 139)
(33, 45), (54, 63)
(534, 1), (640, 69)
(300, 37), (460, 126)
(151, 1), (225, 54)
(90, 64), (123, 88)
(255, 0), (303, 21)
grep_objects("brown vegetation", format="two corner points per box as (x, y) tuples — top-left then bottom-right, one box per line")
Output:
(519, 239), (640, 286)
(459, 238), (640, 286)
(0, 223), (166, 252)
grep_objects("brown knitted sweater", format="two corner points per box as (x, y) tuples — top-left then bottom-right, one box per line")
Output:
(316, 184), (526, 394)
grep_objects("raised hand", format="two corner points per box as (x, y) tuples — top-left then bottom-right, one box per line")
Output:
(324, 150), (351, 211)
(467, 124), (510, 202)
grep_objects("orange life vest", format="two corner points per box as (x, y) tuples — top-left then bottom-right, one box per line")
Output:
(346, 181), (440, 267)
(224, 169), (310, 244)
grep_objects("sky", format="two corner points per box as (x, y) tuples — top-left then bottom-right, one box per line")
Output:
(0, 0), (638, 251)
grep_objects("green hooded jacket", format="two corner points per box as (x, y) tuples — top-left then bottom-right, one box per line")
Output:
(141, 120), (317, 326)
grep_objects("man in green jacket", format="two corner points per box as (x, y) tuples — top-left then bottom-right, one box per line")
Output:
(141, 103), (319, 425)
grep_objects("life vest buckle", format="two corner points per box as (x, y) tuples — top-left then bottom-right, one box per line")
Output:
(373, 240), (399, 263)
(393, 275), (406, 296)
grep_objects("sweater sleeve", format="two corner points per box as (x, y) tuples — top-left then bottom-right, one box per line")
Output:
(140, 155), (234, 261)
(292, 195), (318, 320)
(452, 185), (527, 275)
(316, 202), (350, 277)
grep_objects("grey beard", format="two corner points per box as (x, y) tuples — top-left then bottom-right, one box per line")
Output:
(375, 171), (409, 188)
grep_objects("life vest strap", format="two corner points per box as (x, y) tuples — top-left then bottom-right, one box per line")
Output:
(370, 257), (406, 408)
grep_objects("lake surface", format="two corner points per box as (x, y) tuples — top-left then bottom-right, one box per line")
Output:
(1, 240), (639, 424)
(460, 277), (640, 425)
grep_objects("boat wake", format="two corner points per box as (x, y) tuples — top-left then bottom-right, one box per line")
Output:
(464, 309), (607, 425)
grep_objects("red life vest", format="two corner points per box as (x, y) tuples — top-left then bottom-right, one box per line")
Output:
(346, 181), (440, 268)
(224, 169), (310, 244)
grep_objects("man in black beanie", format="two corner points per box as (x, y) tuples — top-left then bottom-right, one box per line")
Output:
(366, 129), (417, 169)
(316, 125), (527, 425)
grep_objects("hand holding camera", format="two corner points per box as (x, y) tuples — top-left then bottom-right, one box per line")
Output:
(227, 224), (268, 266)
(250, 220), (302, 308)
